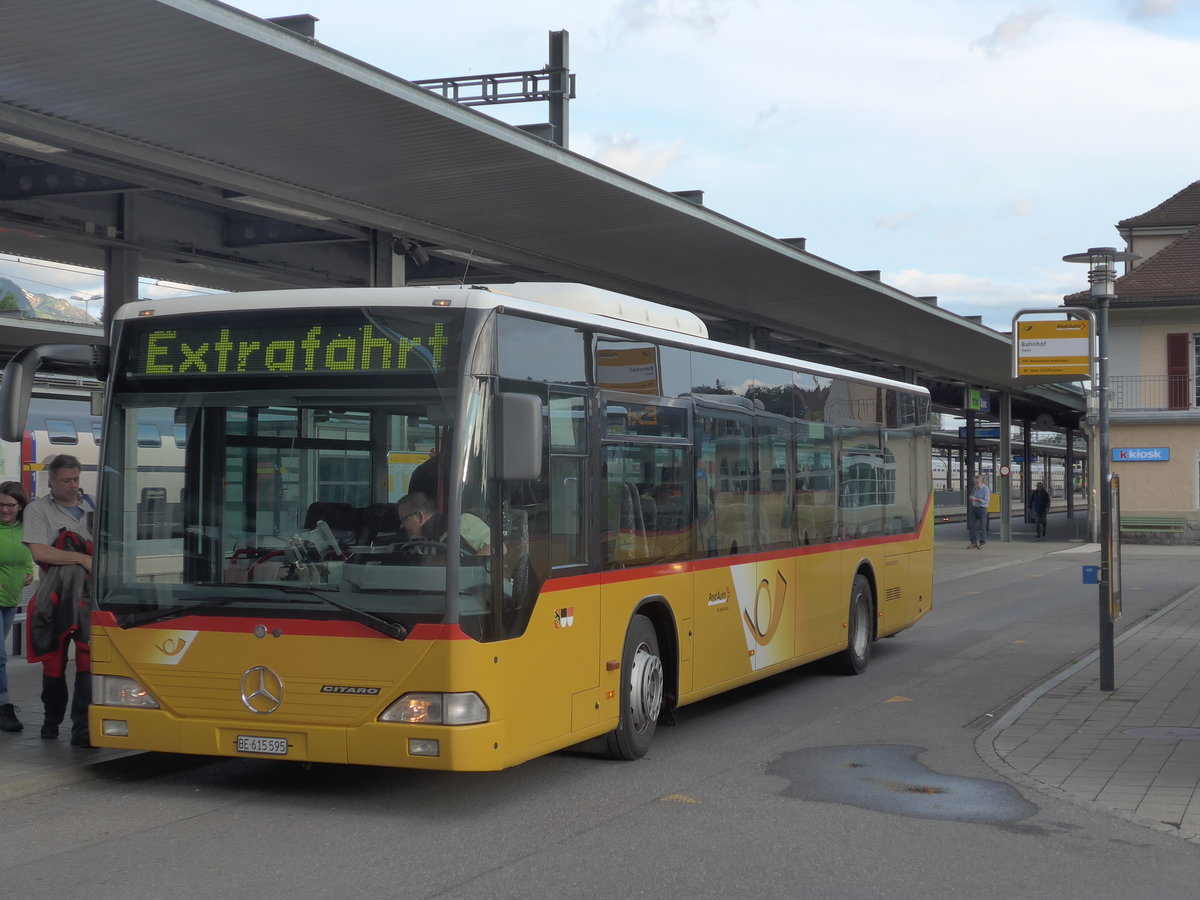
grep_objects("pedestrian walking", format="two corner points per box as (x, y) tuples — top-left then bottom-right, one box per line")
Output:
(1029, 481), (1050, 539)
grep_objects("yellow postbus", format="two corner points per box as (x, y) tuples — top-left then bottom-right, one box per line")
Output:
(0, 285), (932, 770)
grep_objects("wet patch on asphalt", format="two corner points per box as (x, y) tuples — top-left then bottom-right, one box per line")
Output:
(767, 744), (1036, 823)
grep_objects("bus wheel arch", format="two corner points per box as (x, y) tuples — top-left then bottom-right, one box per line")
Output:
(605, 600), (674, 760)
(832, 565), (875, 675)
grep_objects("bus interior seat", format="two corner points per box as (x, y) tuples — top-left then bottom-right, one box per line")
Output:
(355, 502), (402, 545)
(639, 493), (658, 534)
(615, 482), (649, 561)
(303, 501), (357, 543)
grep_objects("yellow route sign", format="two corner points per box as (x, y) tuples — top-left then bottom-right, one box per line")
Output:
(1014, 317), (1092, 378)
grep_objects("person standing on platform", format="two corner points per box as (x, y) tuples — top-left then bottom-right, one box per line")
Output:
(0, 481), (35, 733)
(968, 474), (990, 549)
(22, 454), (95, 747)
(1029, 481), (1051, 540)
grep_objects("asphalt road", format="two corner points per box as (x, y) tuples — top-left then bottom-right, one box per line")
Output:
(1, 525), (1198, 898)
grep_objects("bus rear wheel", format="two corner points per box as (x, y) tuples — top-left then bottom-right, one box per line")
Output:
(605, 614), (663, 760)
(832, 574), (873, 675)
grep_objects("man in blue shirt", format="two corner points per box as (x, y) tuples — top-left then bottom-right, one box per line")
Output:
(969, 474), (991, 549)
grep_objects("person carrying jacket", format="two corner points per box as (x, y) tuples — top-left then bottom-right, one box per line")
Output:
(22, 454), (95, 747)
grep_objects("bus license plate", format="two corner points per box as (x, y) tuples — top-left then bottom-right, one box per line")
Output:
(236, 735), (289, 756)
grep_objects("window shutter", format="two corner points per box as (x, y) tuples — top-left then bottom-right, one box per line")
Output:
(1166, 333), (1189, 410)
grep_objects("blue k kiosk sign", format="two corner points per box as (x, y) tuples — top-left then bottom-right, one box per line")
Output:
(1112, 447), (1170, 462)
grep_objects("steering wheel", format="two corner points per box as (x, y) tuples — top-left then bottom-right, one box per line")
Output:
(396, 540), (473, 559)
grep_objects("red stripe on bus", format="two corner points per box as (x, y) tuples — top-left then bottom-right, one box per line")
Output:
(92, 610), (472, 641)
(540, 500), (934, 593)
(407, 623), (473, 641)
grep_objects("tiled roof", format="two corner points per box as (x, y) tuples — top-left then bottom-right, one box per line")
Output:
(1066, 225), (1200, 304)
(1119, 180), (1200, 228)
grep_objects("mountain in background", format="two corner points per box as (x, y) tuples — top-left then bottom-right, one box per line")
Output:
(0, 276), (97, 324)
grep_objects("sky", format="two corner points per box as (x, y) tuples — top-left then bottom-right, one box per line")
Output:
(6, 0), (1200, 329)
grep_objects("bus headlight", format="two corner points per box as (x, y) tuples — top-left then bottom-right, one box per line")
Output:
(94, 675), (160, 708)
(380, 692), (488, 725)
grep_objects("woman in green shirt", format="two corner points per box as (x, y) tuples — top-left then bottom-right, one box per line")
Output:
(0, 480), (35, 733)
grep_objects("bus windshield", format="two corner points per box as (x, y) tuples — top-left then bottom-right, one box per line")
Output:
(96, 307), (506, 636)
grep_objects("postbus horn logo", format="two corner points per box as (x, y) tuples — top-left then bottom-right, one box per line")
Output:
(744, 571), (788, 646)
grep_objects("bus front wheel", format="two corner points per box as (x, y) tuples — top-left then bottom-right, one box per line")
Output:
(605, 614), (663, 760)
(832, 574), (873, 675)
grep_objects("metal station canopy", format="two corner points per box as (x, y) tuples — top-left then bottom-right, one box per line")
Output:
(0, 0), (1082, 424)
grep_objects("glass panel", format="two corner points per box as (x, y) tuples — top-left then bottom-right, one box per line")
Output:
(595, 338), (663, 396)
(499, 315), (586, 385)
(549, 394), (587, 452)
(756, 415), (793, 551)
(691, 351), (755, 400)
(137, 423), (162, 448)
(697, 409), (753, 557)
(96, 382), (513, 642)
(604, 399), (687, 439)
(796, 420), (835, 545)
(45, 419), (78, 444)
(748, 364), (794, 417)
(794, 371), (830, 421)
(839, 426), (885, 539)
(602, 443), (693, 568)
(550, 456), (585, 567)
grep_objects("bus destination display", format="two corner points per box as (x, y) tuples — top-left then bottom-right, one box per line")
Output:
(131, 318), (452, 377)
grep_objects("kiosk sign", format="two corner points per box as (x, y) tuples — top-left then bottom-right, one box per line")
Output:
(1014, 317), (1092, 378)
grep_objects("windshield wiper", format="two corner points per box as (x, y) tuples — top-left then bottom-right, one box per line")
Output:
(275, 586), (408, 640)
(118, 595), (260, 628)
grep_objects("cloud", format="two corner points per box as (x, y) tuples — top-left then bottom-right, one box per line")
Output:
(974, 9), (1050, 57)
(614, 0), (742, 34)
(1126, 0), (1184, 18)
(885, 266), (1086, 330)
(1004, 196), (1038, 218)
(876, 211), (919, 231)
(575, 133), (687, 183)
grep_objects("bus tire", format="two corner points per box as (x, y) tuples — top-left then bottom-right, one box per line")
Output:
(605, 614), (663, 760)
(832, 573), (873, 675)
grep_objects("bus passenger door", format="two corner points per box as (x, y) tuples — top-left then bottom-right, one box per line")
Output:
(501, 387), (602, 746)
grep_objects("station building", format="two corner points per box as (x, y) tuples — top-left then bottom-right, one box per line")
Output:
(1075, 181), (1200, 542)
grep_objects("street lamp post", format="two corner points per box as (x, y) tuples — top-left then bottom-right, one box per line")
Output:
(70, 293), (103, 323)
(1063, 247), (1138, 692)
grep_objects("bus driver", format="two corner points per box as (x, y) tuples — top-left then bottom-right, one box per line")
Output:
(395, 492), (491, 556)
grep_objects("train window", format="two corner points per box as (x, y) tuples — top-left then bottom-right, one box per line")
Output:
(92, 423), (103, 443)
(137, 424), (162, 448)
(173, 423), (187, 448)
(46, 419), (78, 445)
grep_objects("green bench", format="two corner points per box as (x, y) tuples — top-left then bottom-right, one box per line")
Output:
(1120, 516), (1188, 535)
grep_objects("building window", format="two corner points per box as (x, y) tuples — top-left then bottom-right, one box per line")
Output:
(1169, 332), (1193, 410)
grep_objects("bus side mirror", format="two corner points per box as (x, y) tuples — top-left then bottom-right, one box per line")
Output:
(499, 392), (542, 481)
(0, 344), (106, 442)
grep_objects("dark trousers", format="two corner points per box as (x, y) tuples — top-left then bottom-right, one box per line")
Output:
(969, 506), (989, 545)
(41, 632), (91, 736)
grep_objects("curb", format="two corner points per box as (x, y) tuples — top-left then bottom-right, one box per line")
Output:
(974, 582), (1200, 845)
